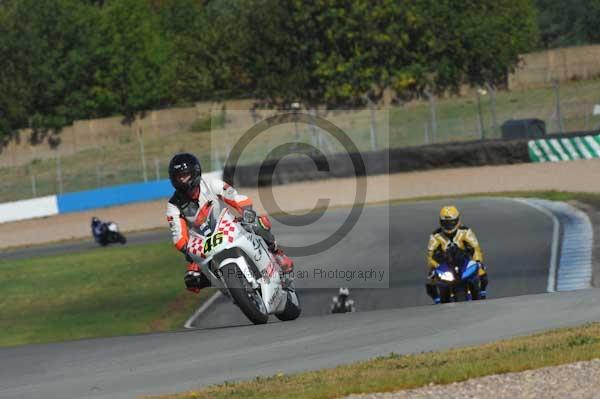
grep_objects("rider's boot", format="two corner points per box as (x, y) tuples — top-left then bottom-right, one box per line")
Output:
(480, 274), (488, 299)
(184, 262), (211, 293)
(273, 246), (294, 273)
(256, 215), (294, 273)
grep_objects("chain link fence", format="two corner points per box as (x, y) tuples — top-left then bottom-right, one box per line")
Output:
(1, 69), (599, 203)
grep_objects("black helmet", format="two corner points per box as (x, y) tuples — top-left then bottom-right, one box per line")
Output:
(168, 153), (202, 198)
(91, 216), (100, 225)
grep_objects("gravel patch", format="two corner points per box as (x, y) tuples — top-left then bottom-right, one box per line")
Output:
(344, 359), (600, 399)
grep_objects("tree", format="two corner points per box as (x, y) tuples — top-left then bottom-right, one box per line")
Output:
(0, 0), (541, 141)
(535, 0), (600, 48)
(89, 0), (172, 123)
(151, 0), (231, 103)
(421, 0), (539, 91)
(232, 0), (539, 105)
(0, 0), (99, 142)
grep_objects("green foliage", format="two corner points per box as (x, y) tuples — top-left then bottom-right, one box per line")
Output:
(536, 0), (600, 48)
(0, 0), (540, 140)
(421, 0), (539, 91)
(227, 0), (539, 105)
(90, 0), (172, 123)
(0, 0), (98, 142)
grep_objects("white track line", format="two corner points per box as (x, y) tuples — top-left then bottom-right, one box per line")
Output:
(184, 291), (223, 329)
(513, 198), (559, 292)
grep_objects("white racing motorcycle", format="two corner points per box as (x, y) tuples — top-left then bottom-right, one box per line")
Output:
(187, 207), (301, 324)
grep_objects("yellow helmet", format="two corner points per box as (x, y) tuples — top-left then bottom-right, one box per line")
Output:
(439, 205), (460, 234)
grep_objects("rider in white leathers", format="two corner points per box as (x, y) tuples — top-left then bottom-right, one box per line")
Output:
(166, 153), (294, 293)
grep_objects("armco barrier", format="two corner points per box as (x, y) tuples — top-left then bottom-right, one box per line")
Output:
(0, 196), (59, 223)
(56, 170), (223, 213)
(224, 138), (531, 187)
(224, 131), (600, 188)
(529, 134), (600, 162)
(56, 180), (173, 213)
(0, 170), (223, 223)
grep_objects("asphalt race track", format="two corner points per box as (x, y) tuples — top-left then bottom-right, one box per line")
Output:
(194, 198), (553, 327)
(3, 198), (593, 399)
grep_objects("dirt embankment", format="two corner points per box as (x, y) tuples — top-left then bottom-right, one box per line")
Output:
(1, 159), (599, 250)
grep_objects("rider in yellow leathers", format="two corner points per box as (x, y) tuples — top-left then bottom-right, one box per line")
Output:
(425, 206), (488, 303)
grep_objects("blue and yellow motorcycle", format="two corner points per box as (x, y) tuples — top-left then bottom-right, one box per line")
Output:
(429, 258), (484, 304)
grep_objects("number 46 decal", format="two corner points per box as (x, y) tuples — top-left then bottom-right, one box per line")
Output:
(203, 232), (224, 254)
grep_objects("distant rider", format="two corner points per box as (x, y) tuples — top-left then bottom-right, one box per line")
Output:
(91, 216), (107, 244)
(425, 206), (488, 303)
(166, 153), (294, 293)
(331, 287), (356, 313)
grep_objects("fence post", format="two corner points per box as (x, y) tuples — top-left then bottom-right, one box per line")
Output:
(486, 83), (499, 137)
(476, 89), (485, 140)
(31, 174), (37, 198)
(363, 94), (378, 151)
(138, 127), (148, 182)
(309, 108), (322, 151)
(95, 163), (101, 187)
(584, 103), (590, 131)
(425, 89), (437, 143)
(10, 137), (16, 167)
(291, 102), (301, 142)
(72, 125), (78, 153)
(553, 79), (564, 133)
(56, 155), (63, 194)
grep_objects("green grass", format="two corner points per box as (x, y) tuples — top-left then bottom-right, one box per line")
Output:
(146, 322), (600, 399)
(0, 241), (213, 347)
(2, 78), (600, 202)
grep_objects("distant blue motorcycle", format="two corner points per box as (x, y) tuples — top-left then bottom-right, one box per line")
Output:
(430, 258), (483, 304)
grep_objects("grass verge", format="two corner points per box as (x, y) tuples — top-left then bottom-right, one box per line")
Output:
(146, 322), (600, 399)
(0, 241), (213, 347)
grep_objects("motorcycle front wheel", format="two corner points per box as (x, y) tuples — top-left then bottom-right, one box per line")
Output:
(221, 263), (269, 325)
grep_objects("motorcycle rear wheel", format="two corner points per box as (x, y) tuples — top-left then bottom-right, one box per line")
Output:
(221, 263), (269, 325)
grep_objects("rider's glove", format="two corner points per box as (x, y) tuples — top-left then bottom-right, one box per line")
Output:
(427, 268), (437, 280)
(184, 262), (204, 293)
